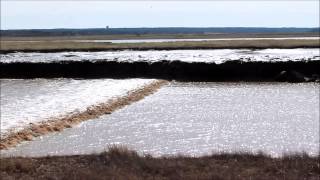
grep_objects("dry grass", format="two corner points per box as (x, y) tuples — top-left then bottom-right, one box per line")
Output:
(0, 80), (168, 150)
(1, 146), (319, 180)
(1, 39), (319, 52)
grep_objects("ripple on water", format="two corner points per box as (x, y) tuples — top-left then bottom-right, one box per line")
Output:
(1, 82), (319, 158)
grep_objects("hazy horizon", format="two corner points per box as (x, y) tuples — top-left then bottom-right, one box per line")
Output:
(2, 27), (320, 31)
(1, 1), (319, 30)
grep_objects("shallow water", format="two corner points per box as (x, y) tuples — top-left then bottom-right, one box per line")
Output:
(2, 82), (319, 157)
(0, 78), (155, 136)
(75, 37), (320, 43)
(3, 37), (319, 44)
(1, 49), (319, 64)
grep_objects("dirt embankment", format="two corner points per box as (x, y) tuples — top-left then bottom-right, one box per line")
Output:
(1, 60), (320, 82)
(0, 80), (168, 150)
(1, 146), (319, 180)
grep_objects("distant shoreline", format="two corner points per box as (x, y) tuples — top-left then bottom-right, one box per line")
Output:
(1, 38), (319, 53)
(1, 27), (319, 37)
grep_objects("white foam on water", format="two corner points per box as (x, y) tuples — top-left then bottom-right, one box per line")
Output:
(1, 48), (319, 64)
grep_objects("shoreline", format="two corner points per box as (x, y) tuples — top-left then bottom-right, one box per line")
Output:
(0, 80), (168, 150)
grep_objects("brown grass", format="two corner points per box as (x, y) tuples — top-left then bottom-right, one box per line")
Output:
(1, 39), (319, 52)
(1, 146), (319, 180)
(0, 80), (168, 150)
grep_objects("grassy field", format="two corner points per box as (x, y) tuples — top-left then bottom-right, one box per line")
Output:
(1, 33), (319, 52)
(1, 39), (319, 53)
(1, 146), (319, 180)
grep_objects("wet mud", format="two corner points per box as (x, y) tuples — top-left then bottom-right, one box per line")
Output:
(1, 60), (319, 82)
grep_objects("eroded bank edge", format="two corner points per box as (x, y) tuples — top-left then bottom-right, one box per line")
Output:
(1, 60), (320, 82)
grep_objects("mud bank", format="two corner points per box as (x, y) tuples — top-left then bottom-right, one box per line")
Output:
(0, 80), (168, 150)
(1, 60), (319, 82)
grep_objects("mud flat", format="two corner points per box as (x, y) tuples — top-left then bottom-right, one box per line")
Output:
(1, 49), (319, 81)
(2, 60), (319, 82)
(1, 82), (318, 157)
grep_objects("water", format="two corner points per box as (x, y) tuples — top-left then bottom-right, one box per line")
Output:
(1, 49), (319, 64)
(0, 78), (156, 136)
(3, 37), (319, 44)
(2, 82), (319, 157)
(75, 37), (320, 43)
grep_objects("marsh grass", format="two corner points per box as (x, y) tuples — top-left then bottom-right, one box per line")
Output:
(1, 146), (319, 180)
(1, 38), (319, 52)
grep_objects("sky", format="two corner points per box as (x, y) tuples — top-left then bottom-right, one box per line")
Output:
(1, 1), (319, 30)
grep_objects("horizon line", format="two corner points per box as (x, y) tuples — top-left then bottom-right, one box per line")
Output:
(1, 27), (320, 31)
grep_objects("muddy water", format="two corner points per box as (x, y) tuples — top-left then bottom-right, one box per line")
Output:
(1, 49), (319, 63)
(1, 82), (319, 157)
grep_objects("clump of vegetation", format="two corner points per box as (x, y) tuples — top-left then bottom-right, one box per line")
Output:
(1, 146), (319, 180)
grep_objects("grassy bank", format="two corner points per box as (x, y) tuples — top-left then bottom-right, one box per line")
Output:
(1, 38), (319, 53)
(1, 146), (319, 180)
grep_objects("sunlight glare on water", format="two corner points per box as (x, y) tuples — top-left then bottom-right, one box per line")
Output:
(2, 82), (319, 158)
(0, 78), (155, 136)
(1, 49), (319, 63)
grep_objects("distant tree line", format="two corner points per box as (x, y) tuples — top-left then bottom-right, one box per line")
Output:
(1, 27), (319, 37)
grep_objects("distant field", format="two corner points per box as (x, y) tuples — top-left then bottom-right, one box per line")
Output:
(0, 33), (319, 52)
(0, 37), (319, 53)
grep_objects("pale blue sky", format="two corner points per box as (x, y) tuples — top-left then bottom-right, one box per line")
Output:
(1, 1), (319, 30)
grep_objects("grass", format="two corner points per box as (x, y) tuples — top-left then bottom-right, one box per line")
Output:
(1, 36), (319, 52)
(1, 146), (319, 180)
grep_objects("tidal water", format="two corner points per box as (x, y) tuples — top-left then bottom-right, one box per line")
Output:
(2, 82), (319, 157)
(74, 37), (320, 43)
(1, 49), (319, 64)
(0, 78), (155, 136)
